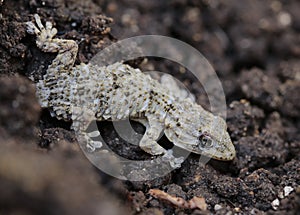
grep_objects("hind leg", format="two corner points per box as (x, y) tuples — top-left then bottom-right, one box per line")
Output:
(160, 74), (195, 102)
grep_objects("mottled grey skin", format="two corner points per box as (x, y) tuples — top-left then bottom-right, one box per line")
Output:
(26, 14), (235, 167)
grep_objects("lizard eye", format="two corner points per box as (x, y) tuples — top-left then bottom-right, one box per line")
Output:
(199, 134), (213, 148)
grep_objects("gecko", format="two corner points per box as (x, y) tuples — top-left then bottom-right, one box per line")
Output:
(26, 14), (236, 168)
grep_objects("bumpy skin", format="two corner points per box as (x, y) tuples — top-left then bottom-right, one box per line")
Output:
(26, 14), (235, 167)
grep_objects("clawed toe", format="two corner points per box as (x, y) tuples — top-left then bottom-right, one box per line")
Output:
(26, 21), (40, 35)
(26, 14), (43, 34)
(34, 14), (45, 30)
(26, 14), (57, 39)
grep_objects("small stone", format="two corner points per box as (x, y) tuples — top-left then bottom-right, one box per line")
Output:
(277, 12), (292, 27)
(271, 198), (280, 210)
(234, 207), (241, 212)
(283, 186), (294, 197)
(214, 204), (222, 211)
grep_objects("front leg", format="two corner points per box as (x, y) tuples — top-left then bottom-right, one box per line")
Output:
(139, 115), (166, 155)
(139, 115), (186, 168)
(26, 14), (78, 72)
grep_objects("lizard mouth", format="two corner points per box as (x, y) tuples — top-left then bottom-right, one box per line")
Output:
(210, 144), (236, 161)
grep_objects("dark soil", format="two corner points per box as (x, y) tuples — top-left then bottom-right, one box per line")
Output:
(0, 0), (299, 214)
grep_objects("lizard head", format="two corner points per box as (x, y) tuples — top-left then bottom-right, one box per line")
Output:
(194, 116), (236, 161)
(164, 104), (235, 161)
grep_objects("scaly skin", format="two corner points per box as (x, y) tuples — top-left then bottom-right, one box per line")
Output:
(26, 14), (236, 168)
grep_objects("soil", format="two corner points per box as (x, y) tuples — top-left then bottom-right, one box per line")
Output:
(0, 0), (299, 214)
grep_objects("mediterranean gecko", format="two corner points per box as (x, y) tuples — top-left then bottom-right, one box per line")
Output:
(26, 14), (235, 168)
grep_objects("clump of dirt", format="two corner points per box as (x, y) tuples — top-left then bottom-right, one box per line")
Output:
(0, 76), (40, 140)
(0, 0), (299, 214)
